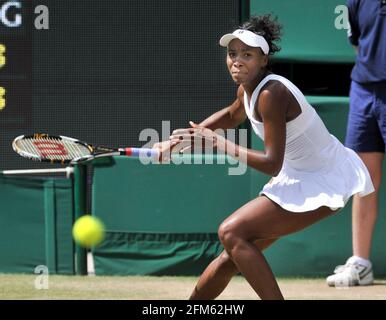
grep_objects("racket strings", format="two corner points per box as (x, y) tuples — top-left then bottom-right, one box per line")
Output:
(63, 139), (91, 159)
(17, 137), (91, 161)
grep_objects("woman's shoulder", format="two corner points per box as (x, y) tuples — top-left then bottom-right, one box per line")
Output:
(259, 79), (291, 103)
(255, 78), (293, 121)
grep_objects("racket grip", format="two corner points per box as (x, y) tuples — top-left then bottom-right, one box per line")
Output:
(124, 148), (158, 158)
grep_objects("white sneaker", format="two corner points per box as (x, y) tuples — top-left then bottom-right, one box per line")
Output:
(326, 259), (374, 287)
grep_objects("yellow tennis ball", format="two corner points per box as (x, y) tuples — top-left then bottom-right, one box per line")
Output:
(72, 215), (105, 248)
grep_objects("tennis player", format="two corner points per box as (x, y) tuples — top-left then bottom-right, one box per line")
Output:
(156, 14), (374, 300)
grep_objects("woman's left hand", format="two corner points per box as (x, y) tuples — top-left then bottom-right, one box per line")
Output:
(169, 121), (224, 154)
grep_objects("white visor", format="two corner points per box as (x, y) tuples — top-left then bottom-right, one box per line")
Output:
(219, 29), (269, 55)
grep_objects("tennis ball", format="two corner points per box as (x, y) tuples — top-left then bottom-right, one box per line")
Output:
(72, 215), (105, 248)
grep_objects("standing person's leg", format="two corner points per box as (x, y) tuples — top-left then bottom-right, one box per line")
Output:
(191, 196), (335, 300)
(352, 152), (384, 259)
(354, 82), (386, 259)
(327, 81), (384, 286)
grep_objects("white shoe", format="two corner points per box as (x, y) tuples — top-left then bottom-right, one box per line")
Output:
(326, 259), (374, 287)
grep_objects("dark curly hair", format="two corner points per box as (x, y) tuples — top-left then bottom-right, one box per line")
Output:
(240, 14), (282, 55)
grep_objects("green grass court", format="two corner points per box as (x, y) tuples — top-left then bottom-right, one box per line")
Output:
(1, 274), (385, 300)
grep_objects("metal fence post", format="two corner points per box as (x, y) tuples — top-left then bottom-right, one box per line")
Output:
(73, 164), (88, 275)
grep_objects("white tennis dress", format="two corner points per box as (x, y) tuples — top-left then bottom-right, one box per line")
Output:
(244, 74), (374, 212)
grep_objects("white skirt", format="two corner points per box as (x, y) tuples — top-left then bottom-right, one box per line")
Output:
(260, 147), (375, 213)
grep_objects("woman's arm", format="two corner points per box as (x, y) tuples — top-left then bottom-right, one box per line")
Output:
(171, 84), (288, 176)
(153, 86), (246, 161)
(199, 86), (247, 130)
(221, 87), (287, 176)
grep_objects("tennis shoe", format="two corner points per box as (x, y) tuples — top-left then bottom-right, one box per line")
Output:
(326, 259), (373, 287)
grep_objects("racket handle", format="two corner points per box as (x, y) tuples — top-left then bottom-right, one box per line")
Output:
(124, 148), (158, 158)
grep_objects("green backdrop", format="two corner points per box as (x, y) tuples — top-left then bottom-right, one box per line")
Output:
(251, 0), (355, 63)
(0, 176), (74, 274)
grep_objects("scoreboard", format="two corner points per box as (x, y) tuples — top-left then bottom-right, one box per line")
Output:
(0, 0), (32, 128)
(0, 0), (240, 170)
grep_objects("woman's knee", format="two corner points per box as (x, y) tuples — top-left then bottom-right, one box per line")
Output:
(218, 221), (239, 249)
(218, 220), (255, 251)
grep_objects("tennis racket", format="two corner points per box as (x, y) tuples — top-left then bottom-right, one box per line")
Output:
(12, 134), (158, 164)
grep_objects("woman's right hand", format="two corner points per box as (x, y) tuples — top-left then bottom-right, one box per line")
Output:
(152, 140), (180, 163)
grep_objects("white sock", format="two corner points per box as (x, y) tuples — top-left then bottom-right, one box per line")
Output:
(347, 255), (372, 268)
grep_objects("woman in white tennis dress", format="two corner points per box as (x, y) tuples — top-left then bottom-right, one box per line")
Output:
(164, 15), (374, 300)
(244, 73), (373, 212)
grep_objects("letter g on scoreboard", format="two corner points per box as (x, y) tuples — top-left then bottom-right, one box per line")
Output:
(0, 1), (22, 28)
